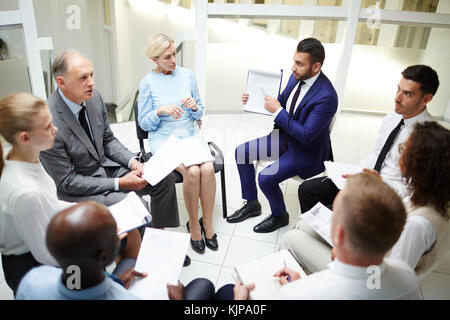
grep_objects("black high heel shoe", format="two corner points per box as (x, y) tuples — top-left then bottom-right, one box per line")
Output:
(199, 217), (219, 251)
(186, 220), (205, 254)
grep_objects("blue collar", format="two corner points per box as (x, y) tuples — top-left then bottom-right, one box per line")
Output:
(58, 88), (86, 116)
(57, 272), (111, 300)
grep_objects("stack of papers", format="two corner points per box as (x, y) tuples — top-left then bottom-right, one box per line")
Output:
(128, 228), (190, 300)
(244, 68), (283, 116)
(108, 192), (151, 235)
(324, 161), (363, 190)
(235, 249), (307, 300)
(142, 135), (214, 186)
(300, 202), (334, 247)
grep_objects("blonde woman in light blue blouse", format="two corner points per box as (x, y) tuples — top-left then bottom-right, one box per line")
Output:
(138, 34), (218, 254)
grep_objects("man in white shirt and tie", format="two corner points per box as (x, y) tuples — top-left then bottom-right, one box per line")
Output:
(298, 64), (438, 212)
(231, 173), (421, 300)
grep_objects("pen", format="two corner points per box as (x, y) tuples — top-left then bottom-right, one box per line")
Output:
(283, 259), (291, 282)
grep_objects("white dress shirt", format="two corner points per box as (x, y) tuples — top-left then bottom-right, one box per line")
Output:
(358, 108), (434, 198)
(273, 71), (321, 118)
(278, 258), (421, 300)
(0, 160), (73, 265)
(390, 215), (436, 270)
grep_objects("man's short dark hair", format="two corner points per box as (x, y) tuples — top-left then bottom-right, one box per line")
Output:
(297, 38), (325, 66)
(401, 65), (439, 96)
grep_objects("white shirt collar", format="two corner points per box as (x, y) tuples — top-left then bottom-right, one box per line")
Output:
(328, 258), (386, 280)
(403, 108), (431, 127)
(302, 70), (321, 88)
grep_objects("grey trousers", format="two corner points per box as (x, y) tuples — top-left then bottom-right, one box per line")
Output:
(279, 220), (332, 273)
(60, 167), (180, 229)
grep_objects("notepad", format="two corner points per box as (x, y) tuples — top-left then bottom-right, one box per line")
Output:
(300, 202), (334, 247)
(244, 68), (283, 116)
(108, 192), (152, 235)
(234, 249), (307, 300)
(128, 228), (190, 300)
(142, 135), (214, 186)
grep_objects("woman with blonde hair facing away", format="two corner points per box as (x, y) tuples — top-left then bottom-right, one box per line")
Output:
(138, 34), (218, 254)
(0, 93), (141, 296)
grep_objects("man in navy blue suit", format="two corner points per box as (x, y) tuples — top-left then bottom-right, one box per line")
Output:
(227, 38), (338, 233)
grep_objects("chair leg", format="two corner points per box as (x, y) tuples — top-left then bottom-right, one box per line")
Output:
(220, 168), (227, 219)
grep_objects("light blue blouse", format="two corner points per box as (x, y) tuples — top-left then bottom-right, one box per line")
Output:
(138, 66), (205, 153)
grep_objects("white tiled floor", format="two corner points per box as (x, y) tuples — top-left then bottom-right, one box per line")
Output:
(1, 112), (449, 300)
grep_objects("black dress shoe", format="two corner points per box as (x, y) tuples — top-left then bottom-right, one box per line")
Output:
(186, 221), (206, 254)
(253, 213), (289, 233)
(199, 217), (218, 251)
(226, 201), (262, 224)
(183, 255), (191, 267)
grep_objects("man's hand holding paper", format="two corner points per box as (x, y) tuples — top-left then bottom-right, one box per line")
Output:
(243, 68), (283, 116)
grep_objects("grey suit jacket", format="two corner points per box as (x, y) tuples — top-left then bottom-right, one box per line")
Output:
(40, 89), (135, 201)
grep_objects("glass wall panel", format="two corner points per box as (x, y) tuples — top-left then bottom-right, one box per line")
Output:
(0, 0), (19, 11)
(344, 26), (449, 118)
(0, 25), (32, 99)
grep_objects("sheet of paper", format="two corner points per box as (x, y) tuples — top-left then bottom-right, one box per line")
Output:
(324, 161), (363, 190)
(142, 135), (183, 186)
(244, 68), (283, 116)
(108, 192), (151, 235)
(300, 202), (334, 247)
(128, 228), (190, 300)
(235, 249), (306, 300)
(180, 136), (214, 167)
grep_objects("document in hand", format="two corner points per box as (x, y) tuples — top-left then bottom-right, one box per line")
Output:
(142, 135), (214, 186)
(128, 228), (190, 300)
(300, 202), (334, 247)
(108, 192), (152, 235)
(235, 249), (307, 300)
(244, 68), (283, 116)
(324, 161), (363, 190)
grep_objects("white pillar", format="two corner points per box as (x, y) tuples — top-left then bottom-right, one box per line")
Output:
(377, 0), (403, 47)
(334, 0), (362, 112)
(297, 0), (315, 41)
(267, 0), (282, 37)
(195, 0), (208, 104)
(18, 0), (46, 99)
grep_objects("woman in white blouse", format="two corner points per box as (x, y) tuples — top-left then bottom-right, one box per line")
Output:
(389, 121), (450, 278)
(0, 93), (140, 295)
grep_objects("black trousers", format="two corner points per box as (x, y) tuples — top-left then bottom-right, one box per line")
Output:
(1, 252), (41, 296)
(298, 177), (340, 213)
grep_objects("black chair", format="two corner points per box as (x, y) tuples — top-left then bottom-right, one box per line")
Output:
(132, 91), (228, 219)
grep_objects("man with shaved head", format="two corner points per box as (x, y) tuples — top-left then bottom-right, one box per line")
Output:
(40, 50), (179, 230)
(16, 202), (141, 299)
(16, 202), (215, 300)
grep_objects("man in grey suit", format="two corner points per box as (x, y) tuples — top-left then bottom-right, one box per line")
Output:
(40, 50), (179, 229)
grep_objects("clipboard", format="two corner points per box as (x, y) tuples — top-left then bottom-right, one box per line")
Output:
(244, 68), (284, 116)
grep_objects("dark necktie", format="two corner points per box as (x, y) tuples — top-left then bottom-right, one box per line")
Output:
(79, 106), (95, 145)
(373, 119), (405, 172)
(281, 80), (305, 152)
(289, 80), (305, 116)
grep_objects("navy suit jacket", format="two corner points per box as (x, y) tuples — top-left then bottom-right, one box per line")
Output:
(274, 72), (338, 179)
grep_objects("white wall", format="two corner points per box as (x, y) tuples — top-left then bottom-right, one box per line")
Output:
(30, 0), (114, 101)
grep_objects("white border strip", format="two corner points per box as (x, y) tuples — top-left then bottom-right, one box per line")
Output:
(0, 11), (22, 26)
(207, 4), (348, 20)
